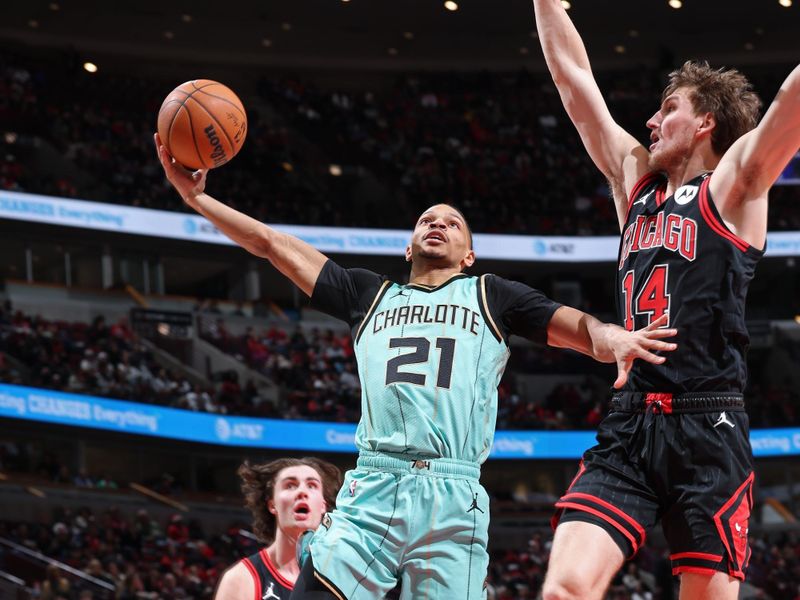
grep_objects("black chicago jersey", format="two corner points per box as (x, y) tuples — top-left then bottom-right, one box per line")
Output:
(241, 549), (293, 600)
(617, 171), (764, 393)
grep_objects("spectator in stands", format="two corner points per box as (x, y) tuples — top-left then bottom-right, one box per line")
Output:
(214, 457), (343, 599)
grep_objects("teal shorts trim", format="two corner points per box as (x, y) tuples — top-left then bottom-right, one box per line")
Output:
(310, 453), (489, 600)
(357, 451), (481, 481)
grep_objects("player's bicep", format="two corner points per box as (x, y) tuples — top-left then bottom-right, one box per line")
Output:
(310, 260), (385, 327)
(266, 230), (330, 297)
(487, 276), (561, 344)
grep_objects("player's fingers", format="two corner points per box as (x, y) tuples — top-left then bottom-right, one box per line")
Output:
(635, 348), (667, 364)
(613, 360), (629, 389)
(646, 313), (669, 330)
(645, 339), (677, 352)
(645, 328), (678, 339)
(192, 169), (207, 181)
(153, 135), (173, 170)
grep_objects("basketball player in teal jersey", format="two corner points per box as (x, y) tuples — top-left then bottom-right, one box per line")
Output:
(155, 133), (676, 600)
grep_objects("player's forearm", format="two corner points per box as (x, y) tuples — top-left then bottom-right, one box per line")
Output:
(582, 318), (619, 364)
(186, 191), (276, 258)
(546, 306), (613, 362)
(533, 0), (592, 82)
(186, 192), (327, 296)
(776, 64), (800, 131)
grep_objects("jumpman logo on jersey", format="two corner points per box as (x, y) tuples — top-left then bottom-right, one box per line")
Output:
(713, 411), (735, 429)
(467, 493), (484, 514)
(262, 582), (280, 600)
(632, 189), (654, 207)
(391, 289), (410, 298)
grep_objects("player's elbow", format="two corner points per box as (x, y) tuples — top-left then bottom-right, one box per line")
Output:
(247, 226), (275, 259)
(542, 581), (594, 600)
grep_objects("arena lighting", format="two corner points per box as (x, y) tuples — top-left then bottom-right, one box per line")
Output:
(28, 19), (39, 28)
(181, 13), (192, 23)
(387, 47), (398, 56)
(519, 47), (529, 55)
(261, 38), (272, 48)
(668, 0), (683, 8)
(614, 45), (626, 54)
(403, 31), (414, 40)
(329, 164), (343, 176)
(48, 2), (60, 10)
(163, 30), (174, 40)
(83, 62), (98, 73)
(281, 22), (292, 31)
(444, 1), (459, 11)
(779, 0), (792, 6)
(561, 0), (572, 9)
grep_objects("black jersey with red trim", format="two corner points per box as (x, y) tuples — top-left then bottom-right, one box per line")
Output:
(241, 549), (293, 600)
(616, 171), (764, 393)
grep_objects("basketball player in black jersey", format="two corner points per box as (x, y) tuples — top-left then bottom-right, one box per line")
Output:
(215, 458), (342, 600)
(533, 1), (800, 599)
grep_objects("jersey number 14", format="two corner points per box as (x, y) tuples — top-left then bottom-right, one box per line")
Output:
(621, 264), (671, 330)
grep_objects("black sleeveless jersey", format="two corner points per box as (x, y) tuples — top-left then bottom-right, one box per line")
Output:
(616, 171), (764, 393)
(241, 549), (293, 600)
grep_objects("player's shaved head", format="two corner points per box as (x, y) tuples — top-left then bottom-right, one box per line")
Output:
(419, 204), (473, 249)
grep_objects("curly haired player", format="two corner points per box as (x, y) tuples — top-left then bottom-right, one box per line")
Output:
(215, 458), (342, 600)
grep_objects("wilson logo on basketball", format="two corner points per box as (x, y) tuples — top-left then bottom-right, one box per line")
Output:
(226, 112), (247, 145)
(204, 124), (228, 166)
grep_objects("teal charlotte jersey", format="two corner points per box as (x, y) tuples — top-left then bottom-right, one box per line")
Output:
(311, 260), (561, 464)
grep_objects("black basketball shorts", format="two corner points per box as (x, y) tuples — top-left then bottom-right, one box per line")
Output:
(552, 392), (754, 580)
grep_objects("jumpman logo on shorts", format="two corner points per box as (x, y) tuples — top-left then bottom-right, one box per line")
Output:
(467, 493), (484, 514)
(262, 582), (280, 600)
(713, 411), (735, 429)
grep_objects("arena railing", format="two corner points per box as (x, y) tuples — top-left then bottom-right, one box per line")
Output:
(0, 537), (115, 598)
(0, 569), (32, 600)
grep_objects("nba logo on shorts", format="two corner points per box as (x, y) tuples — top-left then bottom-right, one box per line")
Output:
(349, 480), (357, 497)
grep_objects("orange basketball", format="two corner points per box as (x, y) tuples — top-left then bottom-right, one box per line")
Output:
(157, 80), (247, 170)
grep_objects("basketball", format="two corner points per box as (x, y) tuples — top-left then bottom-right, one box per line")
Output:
(157, 80), (247, 170)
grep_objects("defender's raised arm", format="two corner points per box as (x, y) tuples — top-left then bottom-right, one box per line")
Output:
(711, 64), (800, 248)
(532, 0), (649, 227)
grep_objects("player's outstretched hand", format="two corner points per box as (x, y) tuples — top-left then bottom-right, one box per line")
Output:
(154, 133), (208, 204)
(607, 314), (677, 389)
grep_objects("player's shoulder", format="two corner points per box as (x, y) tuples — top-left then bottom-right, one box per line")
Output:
(630, 170), (667, 199)
(323, 260), (386, 283)
(481, 273), (529, 293)
(215, 560), (256, 600)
